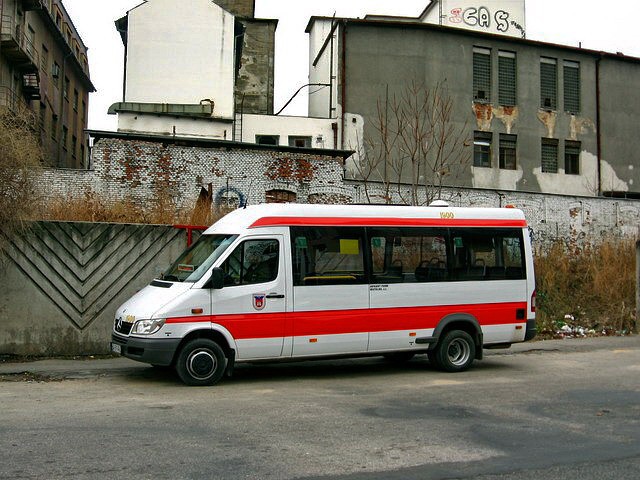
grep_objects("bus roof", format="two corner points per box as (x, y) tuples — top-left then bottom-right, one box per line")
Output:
(205, 204), (528, 234)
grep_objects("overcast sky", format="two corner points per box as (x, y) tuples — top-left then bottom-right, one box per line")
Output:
(61, 0), (639, 131)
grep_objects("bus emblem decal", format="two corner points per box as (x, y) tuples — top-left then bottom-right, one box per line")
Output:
(253, 294), (266, 311)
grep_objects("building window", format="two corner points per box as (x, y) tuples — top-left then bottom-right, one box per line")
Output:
(256, 135), (279, 145)
(39, 103), (46, 131)
(41, 45), (49, 73)
(498, 51), (516, 106)
(473, 131), (492, 167)
(541, 138), (559, 173)
(564, 60), (581, 114)
(73, 89), (78, 111)
(62, 126), (68, 150)
(540, 57), (557, 110)
(565, 140), (581, 175)
(51, 114), (58, 141)
(473, 47), (491, 102)
(266, 189), (297, 203)
(64, 77), (70, 100)
(71, 136), (77, 158)
(52, 62), (60, 80)
(499, 134), (517, 170)
(288, 136), (312, 148)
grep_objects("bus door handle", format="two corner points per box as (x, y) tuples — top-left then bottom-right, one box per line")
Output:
(266, 293), (285, 299)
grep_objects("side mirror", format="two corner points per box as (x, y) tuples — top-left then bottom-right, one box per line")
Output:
(209, 267), (224, 290)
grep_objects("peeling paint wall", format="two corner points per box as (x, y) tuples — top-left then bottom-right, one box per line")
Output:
(472, 102), (493, 131)
(348, 181), (640, 250)
(40, 137), (351, 211)
(213, 0), (255, 17)
(536, 110), (557, 138)
(235, 19), (277, 115)
(598, 58), (640, 195)
(339, 23), (639, 197)
(494, 105), (519, 134)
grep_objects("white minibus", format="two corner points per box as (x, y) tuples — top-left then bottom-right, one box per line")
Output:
(111, 203), (536, 385)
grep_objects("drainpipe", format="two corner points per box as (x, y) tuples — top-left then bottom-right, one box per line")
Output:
(57, 50), (73, 167)
(636, 232), (639, 334)
(340, 20), (347, 150)
(595, 53), (603, 196)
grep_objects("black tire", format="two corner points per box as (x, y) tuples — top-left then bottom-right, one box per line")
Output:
(175, 339), (227, 386)
(383, 352), (416, 363)
(429, 330), (476, 372)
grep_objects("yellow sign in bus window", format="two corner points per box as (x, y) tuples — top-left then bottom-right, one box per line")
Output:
(340, 239), (360, 255)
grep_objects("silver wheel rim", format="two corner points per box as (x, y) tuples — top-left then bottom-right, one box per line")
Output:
(447, 338), (471, 367)
(187, 349), (217, 381)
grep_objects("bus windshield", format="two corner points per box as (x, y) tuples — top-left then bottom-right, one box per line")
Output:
(162, 234), (237, 283)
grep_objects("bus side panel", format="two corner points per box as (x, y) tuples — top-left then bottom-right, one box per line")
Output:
(369, 280), (528, 350)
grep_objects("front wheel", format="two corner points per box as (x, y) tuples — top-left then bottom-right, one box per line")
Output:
(429, 330), (476, 372)
(175, 339), (227, 386)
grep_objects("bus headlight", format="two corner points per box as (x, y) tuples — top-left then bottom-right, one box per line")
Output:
(132, 319), (166, 335)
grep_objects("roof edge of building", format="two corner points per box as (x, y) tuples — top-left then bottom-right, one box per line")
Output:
(87, 129), (355, 159)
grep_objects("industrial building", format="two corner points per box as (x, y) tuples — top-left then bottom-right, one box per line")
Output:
(0, 0), (94, 168)
(307, 4), (640, 199)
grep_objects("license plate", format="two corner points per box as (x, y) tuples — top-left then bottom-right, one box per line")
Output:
(111, 343), (122, 354)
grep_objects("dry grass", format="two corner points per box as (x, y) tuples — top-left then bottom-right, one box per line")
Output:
(535, 238), (637, 336)
(0, 106), (43, 236)
(36, 189), (221, 226)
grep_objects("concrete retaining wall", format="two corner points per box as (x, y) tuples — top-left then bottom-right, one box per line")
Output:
(0, 222), (188, 356)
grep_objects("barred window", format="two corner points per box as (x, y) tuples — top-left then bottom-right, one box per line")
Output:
(564, 60), (581, 114)
(541, 138), (559, 173)
(473, 47), (491, 102)
(265, 189), (296, 203)
(288, 136), (312, 148)
(498, 51), (516, 106)
(499, 134), (517, 170)
(565, 140), (581, 175)
(540, 58), (557, 110)
(474, 131), (492, 168)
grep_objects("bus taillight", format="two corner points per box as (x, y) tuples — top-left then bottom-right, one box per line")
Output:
(531, 290), (537, 313)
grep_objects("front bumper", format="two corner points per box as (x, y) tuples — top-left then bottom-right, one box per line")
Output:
(111, 333), (181, 366)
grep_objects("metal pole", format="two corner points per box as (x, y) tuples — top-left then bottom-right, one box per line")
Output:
(635, 235), (639, 334)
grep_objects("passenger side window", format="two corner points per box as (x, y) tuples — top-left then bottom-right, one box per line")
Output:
(291, 227), (366, 286)
(370, 228), (448, 283)
(221, 239), (279, 286)
(451, 229), (525, 281)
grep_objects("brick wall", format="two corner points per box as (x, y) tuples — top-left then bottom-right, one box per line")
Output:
(350, 182), (640, 251)
(40, 135), (640, 250)
(41, 137), (351, 212)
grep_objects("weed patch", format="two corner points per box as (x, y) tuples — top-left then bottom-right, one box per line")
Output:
(535, 239), (636, 337)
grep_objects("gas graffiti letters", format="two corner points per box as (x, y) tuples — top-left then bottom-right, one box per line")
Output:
(462, 7), (491, 28)
(495, 10), (509, 32)
(449, 6), (518, 35)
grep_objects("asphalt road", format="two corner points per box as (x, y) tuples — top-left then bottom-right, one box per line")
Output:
(0, 336), (639, 480)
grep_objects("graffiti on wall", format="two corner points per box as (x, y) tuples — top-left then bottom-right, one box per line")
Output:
(448, 6), (526, 38)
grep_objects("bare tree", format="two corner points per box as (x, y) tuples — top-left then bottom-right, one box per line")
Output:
(353, 81), (471, 205)
(0, 104), (43, 238)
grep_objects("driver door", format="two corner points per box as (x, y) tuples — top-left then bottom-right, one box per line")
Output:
(212, 235), (287, 359)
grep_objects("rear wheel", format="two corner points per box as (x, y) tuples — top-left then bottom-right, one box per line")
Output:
(429, 330), (476, 372)
(175, 339), (227, 386)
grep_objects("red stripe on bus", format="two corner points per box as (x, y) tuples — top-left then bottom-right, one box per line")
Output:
(166, 302), (527, 340)
(249, 217), (527, 228)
